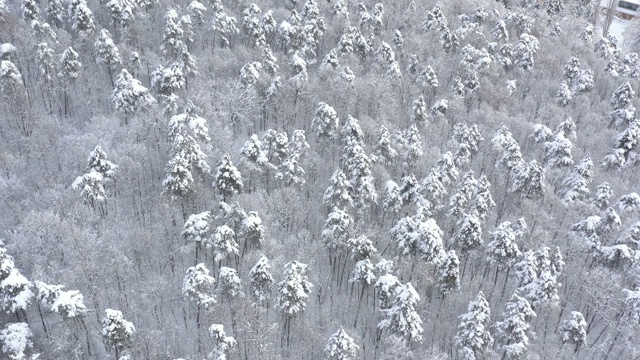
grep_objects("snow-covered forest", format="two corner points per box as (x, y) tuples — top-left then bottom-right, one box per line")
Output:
(0, 0), (640, 358)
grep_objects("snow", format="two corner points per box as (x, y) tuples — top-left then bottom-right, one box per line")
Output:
(378, 282), (423, 343)
(602, 16), (633, 46)
(208, 324), (236, 360)
(0, 43), (16, 57)
(51, 290), (87, 318)
(324, 328), (359, 359)
(188, 0), (205, 12)
(617, 192), (640, 212)
(276, 261), (313, 316)
(350, 259), (376, 285)
(0, 323), (32, 360)
(375, 259), (394, 275)
(181, 211), (211, 245)
(101, 309), (136, 351)
(219, 266), (244, 298)
(0, 269), (33, 312)
(430, 99), (448, 115)
(182, 263), (216, 308)
(249, 255), (274, 302)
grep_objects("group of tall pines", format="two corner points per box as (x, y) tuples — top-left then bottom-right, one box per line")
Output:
(0, 0), (640, 358)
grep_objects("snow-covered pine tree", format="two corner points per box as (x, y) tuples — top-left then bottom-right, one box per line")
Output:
(349, 258), (376, 287)
(214, 153), (243, 201)
(101, 309), (135, 359)
(188, 0), (205, 26)
(373, 125), (398, 164)
(262, 129), (289, 164)
(289, 50), (308, 87)
(378, 282), (423, 344)
(396, 124), (424, 169)
(471, 174), (496, 220)
(348, 235), (377, 262)
(486, 221), (522, 270)
(111, 69), (156, 117)
(22, 0), (39, 23)
(383, 180), (403, 214)
(491, 124), (525, 173)
(35, 281), (87, 319)
(622, 287), (640, 325)
(208, 225), (239, 264)
(436, 151), (459, 186)
(341, 117), (377, 211)
(418, 65), (438, 89)
(374, 273), (400, 309)
(240, 134), (272, 174)
(218, 266), (244, 298)
(249, 254), (274, 304)
(161, 9), (183, 58)
(511, 160), (545, 199)
(239, 61), (262, 87)
(151, 63), (186, 95)
(513, 33), (539, 70)
(71, 171), (106, 209)
(560, 311), (587, 353)
(437, 250), (460, 297)
(399, 174), (419, 204)
(182, 263), (216, 311)
(452, 122), (483, 155)
(324, 327), (359, 360)
(531, 124), (554, 144)
(163, 106), (210, 198)
(178, 44), (197, 78)
(447, 171), (477, 219)
(323, 169), (354, 211)
(592, 182), (613, 209)
(563, 56), (581, 82)
(68, 0), (95, 38)
(87, 145), (118, 179)
(494, 293), (536, 359)
(391, 215), (419, 258)
(455, 291), (494, 360)
(453, 213), (483, 254)
(45, 0), (63, 27)
(0, 60), (23, 93)
(514, 250), (538, 294)
(261, 44), (278, 76)
(416, 169), (446, 215)
(35, 42), (55, 82)
(393, 29), (404, 50)
(544, 131), (574, 168)
(58, 47), (81, 81)
(182, 212), (211, 260)
(610, 81), (636, 128)
(0, 323), (33, 360)
(208, 324), (236, 360)
(617, 192), (640, 212)
(216, 201), (247, 233)
(602, 119), (640, 170)
(322, 208), (354, 254)
(560, 156), (594, 203)
(416, 217), (445, 263)
(211, 3), (238, 48)
(242, 211), (264, 251)
(557, 81), (572, 106)
(276, 260), (313, 342)
(491, 20), (508, 41)
(411, 95), (428, 127)
(105, 0), (134, 30)
(430, 98), (448, 116)
(275, 152), (306, 187)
